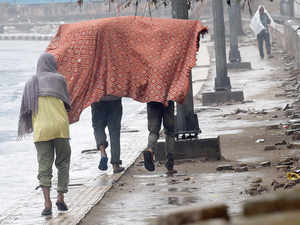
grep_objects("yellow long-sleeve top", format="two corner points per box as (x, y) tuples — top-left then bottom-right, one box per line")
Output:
(32, 96), (69, 142)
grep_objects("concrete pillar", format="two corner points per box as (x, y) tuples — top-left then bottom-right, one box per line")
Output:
(228, 0), (241, 63)
(236, 1), (245, 36)
(202, 0), (244, 105)
(212, 0), (231, 91)
(227, 0), (251, 70)
(280, 0), (294, 17)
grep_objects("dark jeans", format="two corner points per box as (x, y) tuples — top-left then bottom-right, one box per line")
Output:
(257, 30), (271, 58)
(147, 101), (175, 157)
(91, 100), (122, 164)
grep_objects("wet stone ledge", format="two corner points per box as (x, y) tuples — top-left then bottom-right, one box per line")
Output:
(0, 34), (53, 41)
(152, 190), (300, 225)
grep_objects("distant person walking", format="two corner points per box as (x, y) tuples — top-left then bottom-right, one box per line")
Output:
(250, 5), (274, 59)
(91, 96), (124, 174)
(143, 101), (177, 175)
(18, 53), (71, 216)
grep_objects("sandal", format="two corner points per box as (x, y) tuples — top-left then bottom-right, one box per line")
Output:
(98, 156), (108, 171)
(56, 201), (68, 211)
(143, 150), (155, 172)
(41, 207), (52, 216)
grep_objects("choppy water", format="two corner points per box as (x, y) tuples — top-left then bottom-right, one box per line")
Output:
(0, 40), (145, 224)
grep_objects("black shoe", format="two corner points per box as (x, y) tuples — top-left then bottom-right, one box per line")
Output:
(165, 153), (174, 171)
(41, 207), (52, 216)
(56, 201), (68, 211)
(113, 163), (125, 173)
(113, 166), (125, 174)
(165, 153), (177, 174)
(143, 150), (155, 172)
(98, 156), (108, 171)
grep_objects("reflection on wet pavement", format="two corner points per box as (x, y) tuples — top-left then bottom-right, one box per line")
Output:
(80, 171), (260, 225)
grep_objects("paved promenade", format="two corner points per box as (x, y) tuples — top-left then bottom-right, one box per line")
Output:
(0, 37), (210, 225)
(79, 32), (298, 225)
(47, 38), (211, 225)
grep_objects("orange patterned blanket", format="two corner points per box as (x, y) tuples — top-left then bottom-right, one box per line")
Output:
(47, 16), (207, 123)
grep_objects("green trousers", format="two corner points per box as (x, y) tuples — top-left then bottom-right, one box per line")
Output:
(34, 138), (71, 193)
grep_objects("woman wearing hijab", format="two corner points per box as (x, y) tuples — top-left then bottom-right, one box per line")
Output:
(250, 5), (274, 59)
(18, 53), (71, 216)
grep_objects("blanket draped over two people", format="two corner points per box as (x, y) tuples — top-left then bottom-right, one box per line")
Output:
(46, 16), (208, 123)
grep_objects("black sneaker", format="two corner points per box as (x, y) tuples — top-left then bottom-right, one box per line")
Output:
(56, 201), (68, 211)
(165, 153), (174, 171)
(41, 208), (52, 216)
(113, 163), (125, 174)
(143, 150), (155, 172)
(165, 153), (178, 175)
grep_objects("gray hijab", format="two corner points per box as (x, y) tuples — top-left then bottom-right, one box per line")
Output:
(17, 53), (71, 139)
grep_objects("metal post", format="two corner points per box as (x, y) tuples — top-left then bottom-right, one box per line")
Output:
(176, 74), (199, 133)
(212, 0), (231, 91)
(236, 1), (245, 36)
(228, 0), (241, 63)
(289, 0), (294, 17)
(171, 0), (200, 134)
(201, 0), (244, 105)
(227, 0), (251, 70)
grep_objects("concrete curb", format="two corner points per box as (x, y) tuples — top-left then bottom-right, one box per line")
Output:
(47, 149), (143, 225)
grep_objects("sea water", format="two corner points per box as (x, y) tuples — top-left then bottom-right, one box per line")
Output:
(0, 40), (145, 224)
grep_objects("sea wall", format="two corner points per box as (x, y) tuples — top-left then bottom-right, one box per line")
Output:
(0, 1), (171, 24)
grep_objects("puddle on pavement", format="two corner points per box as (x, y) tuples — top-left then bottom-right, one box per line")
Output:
(133, 174), (163, 178)
(214, 129), (243, 135)
(238, 157), (265, 163)
(168, 196), (199, 206)
(168, 187), (199, 193)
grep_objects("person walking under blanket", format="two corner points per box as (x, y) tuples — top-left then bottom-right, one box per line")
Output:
(91, 96), (124, 174)
(18, 53), (71, 216)
(143, 101), (177, 175)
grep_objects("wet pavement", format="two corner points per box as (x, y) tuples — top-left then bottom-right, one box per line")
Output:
(41, 37), (211, 225)
(2, 31), (294, 225)
(80, 170), (260, 225)
(0, 37), (211, 225)
(79, 34), (299, 224)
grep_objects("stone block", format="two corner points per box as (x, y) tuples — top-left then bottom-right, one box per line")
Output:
(216, 164), (234, 171)
(231, 210), (300, 225)
(227, 62), (252, 70)
(234, 166), (249, 172)
(154, 136), (221, 161)
(243, 189), (300, 217)
(288, 142), (300, 149)
(264, 145), (277, 151)
(185, 219), (228, 225)
(291, 123), (300, 129)
(154, 204), (229, 225)
(202, 90), (244, 106)
(266, 124), (281, 130)
(292, 132), (300, 141)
